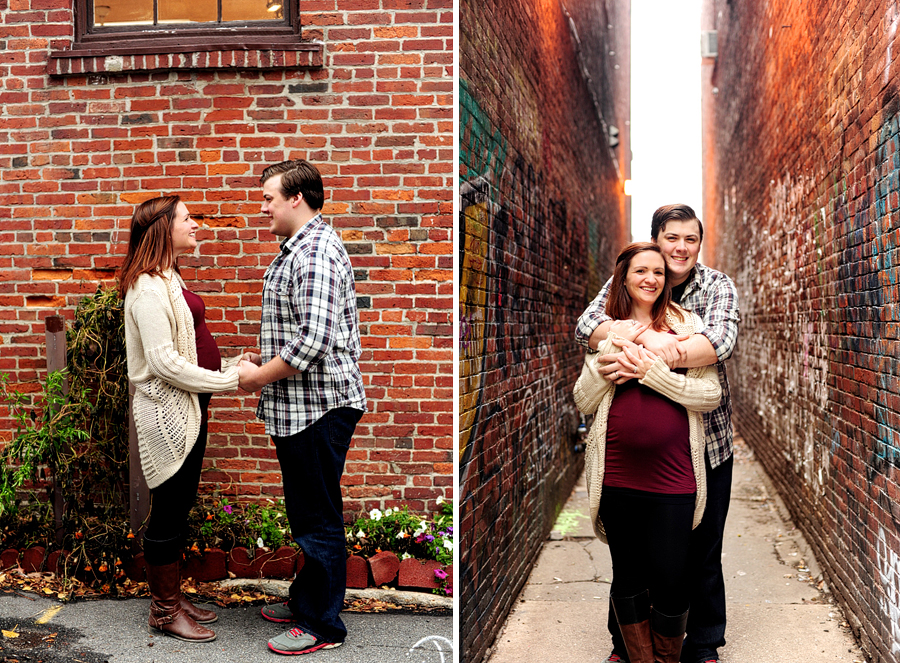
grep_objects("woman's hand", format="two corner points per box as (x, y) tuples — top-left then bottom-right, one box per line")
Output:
(240, 352), (263, 366)
(619, 344), (659, 381)
(609, 319), (648, 343)
(598, 337), (641, 385)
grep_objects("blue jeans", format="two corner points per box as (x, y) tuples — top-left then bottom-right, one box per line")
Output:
(272, 407), (363, 644)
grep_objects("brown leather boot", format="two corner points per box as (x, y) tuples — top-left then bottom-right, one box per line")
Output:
(179, 594), (218, 624)
(650, 607), (689, 663)
(147, 561), (216, 642)
(177, 562), (218, 624)
(612, 590), (655, 663)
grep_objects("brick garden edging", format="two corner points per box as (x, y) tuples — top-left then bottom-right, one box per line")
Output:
(1, 546), (451, 593)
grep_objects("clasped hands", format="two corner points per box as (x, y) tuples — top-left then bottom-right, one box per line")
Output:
(236, 352), (265, 393)
(598, 321), (689, 384)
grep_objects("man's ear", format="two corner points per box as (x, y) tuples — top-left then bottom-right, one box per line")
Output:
(290, 193), (304, 208)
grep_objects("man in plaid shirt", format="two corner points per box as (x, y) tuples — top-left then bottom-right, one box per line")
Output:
(239, 159), (366, 656)
(575, 204), (739, 663)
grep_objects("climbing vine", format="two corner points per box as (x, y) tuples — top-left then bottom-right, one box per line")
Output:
(0, 285), (131, 590)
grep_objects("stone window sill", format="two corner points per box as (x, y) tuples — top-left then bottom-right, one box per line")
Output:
(48, 43), (323, 77)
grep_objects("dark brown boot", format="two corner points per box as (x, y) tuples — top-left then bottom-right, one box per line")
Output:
(650, 607), (689, 663)
(176, 562), (218, 624)
(147, 561), (216, 642)
(612, 590), (654, 663)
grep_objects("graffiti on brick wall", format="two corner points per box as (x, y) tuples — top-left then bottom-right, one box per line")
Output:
(868, 96), (900, 479)
(730, 172), (833, 496)
(459, 79), (576, 487)
(729, 83), (900, 495)
(459, 78), (582, 648)
(877, 526), (900, 656)
(711, 5), (900, 659)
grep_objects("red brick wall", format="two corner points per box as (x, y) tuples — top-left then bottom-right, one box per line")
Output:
(0, 0), (453, 519)
(701, 1), (900, 659)
(459, 0), (630, 659)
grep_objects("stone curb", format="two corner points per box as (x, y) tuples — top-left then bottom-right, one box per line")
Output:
(216, 578), (453, 610)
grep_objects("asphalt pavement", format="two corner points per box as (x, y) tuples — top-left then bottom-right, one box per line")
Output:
(485, 435), (869, 663)
(0, 586), (452, 663)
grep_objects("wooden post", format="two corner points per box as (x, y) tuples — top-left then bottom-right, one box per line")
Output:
(128, 381), (150, 542)
(44, 315), (67, 546)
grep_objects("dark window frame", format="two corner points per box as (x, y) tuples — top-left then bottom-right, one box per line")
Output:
(70, 0), (303, 55)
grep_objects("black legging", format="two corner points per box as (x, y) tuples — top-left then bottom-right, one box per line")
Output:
(142, 393), (210, 566)
(599, 486), (695, 616)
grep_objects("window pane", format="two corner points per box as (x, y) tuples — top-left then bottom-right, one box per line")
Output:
(94, 0), (153, 26)
(222, 0), (281, 21)
(158, 0), (217, 23)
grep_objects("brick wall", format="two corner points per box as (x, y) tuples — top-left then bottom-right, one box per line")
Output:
(0, 0), (453, 520)
(701, 1), (900, 659)
(459, 0), (630, 660)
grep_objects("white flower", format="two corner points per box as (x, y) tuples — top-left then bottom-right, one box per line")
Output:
(395, 530), (407, 539)
(436, 496), (444, 505)
(257, 537), (264, 548)
(369, 508), (382, 521)
(414, 520), (427, 534)
(356, 529), (366, 538)
(443, 539), (453, 551)
(384, 508), (393, 517)
(401, 553), (412, 560)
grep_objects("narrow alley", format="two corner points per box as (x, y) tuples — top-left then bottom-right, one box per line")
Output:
(460, 0), (900, 661)
(485, 436), (867, 663)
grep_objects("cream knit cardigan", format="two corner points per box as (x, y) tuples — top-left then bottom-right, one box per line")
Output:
(572, 307), (722, 543)
(124, 270), (240, 489)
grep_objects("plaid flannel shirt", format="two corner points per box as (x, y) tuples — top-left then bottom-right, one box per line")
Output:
(575, 262), (740, 467)
(257, 214), (366, 437)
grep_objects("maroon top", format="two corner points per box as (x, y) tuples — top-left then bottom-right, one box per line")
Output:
(181, 288), (221, 423)
(603, 366), (695, 494)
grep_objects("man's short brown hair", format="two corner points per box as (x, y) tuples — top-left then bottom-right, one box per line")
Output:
(260, 159), (325, 210)
(650, 203), (704, 242)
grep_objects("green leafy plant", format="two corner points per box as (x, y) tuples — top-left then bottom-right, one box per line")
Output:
(411, 498), (453, 566)
(345, 505), (425, 558)
(345, 498), (454, 567)
(0, 286), (132, 590)
(187, 497), (292, 554)
(0, 370), (90, 518)
(433, 566), (452, 597)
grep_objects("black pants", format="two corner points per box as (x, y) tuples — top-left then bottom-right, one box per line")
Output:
(681, 455), (733, 662)
(143, 394), (210, 566)
(600, 486), (694, 618)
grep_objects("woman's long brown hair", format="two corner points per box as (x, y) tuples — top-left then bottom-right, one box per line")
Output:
(117, 195), (181, 298)
(605, 242), (684, 331)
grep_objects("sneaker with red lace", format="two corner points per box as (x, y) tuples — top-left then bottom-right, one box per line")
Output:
(260, 601), (295, 623)
(267, 627), (343, 655)
(604, 655), (627, 663)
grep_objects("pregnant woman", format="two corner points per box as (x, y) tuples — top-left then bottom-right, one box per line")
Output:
(574, 242), (721, 663)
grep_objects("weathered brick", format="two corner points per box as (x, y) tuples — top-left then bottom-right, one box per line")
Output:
(1, 0), (451, 523)
(701, 1), (900, 660)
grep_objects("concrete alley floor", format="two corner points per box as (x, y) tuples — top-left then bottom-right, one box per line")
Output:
(486, 435), (868, 663)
